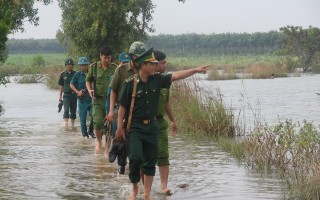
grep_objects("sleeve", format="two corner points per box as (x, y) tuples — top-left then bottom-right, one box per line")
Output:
(160, 74), (172, 89)
(58, 73), (64, 86)
(86, 66), (93, 82)
(119, 81), (132, 108)
(70, 72), (78, 85)
(110, 67), (120, 92)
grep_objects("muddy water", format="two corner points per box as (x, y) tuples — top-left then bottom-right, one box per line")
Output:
(0, 81), (284, 199)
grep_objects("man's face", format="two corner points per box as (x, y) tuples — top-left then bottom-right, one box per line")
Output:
(65, 64), (73, 71)
(100, 54), (112, 67)
(155, 59), (167, 73)
(143, 62), (156, 75)
(130, 55), (138, 68)
(80, 64), (88, 71)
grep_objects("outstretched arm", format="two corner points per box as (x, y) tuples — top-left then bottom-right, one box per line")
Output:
(171, 65), (211, 82)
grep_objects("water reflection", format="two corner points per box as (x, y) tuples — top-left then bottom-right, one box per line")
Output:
(0, 81), (285, 199)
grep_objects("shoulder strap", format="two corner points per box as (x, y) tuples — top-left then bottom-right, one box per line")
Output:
(126, 74), (138, 132)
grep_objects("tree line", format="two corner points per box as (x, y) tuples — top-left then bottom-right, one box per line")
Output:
(7, 31), (283, 56)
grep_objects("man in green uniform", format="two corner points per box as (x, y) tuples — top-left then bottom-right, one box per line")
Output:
(58, 58), (77, 127)
(115, 48), (210, 200)
(85, 46), (117, 154)
(70, 57), (95, 139)
(153, 50), (177, 195)
(107, 41), (147, 174)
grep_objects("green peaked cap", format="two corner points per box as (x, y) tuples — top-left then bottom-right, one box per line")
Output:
(134, 48), (158, 65)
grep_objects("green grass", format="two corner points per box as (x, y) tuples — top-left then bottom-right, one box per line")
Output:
(4, 53), (67, 67)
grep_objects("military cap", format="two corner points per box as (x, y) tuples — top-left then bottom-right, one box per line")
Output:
(119, 52), (130, 63)
(134, 48), (158, 65)
(78, 57), (90, 65)
(128, 41), (147, 57)
(65, 58), (74, 65)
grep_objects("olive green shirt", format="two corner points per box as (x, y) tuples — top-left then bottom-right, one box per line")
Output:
(110, 62), (135, 103)
(156, 88), (170, 117)
(58, 70), (76, 93)
(120, 73), (172, 119)
(86, 61), (117, 98)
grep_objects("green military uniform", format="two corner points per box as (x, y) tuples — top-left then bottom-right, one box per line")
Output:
(86, 61), (117, 129)
(58, 70), (77, 119)
(110, 62), (135, 104)
(156, 88), (170, 166)
(120, 73), (172, 183)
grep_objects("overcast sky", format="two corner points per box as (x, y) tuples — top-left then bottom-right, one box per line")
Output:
(9, 0), (320, 39)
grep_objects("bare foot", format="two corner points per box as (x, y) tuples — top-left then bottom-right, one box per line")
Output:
(127, 193), (136, 200)
(104, 147), (109, 158)
(144, 194), (152, 200)
(95, 141), (102, 154)
(162, 188), (172, 195)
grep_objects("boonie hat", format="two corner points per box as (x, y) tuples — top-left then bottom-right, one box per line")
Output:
(78, 57), (90, 65)
(128, 41), (147, 57)
(119, 52), (130, 63)
(65, 58), (74, 65)
(134, 48), (158, 65)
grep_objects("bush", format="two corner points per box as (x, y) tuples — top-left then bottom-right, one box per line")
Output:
(32, 55), (45, 67)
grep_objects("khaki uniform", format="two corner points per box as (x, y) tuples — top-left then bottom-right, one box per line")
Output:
(156, 88), (170, 166)
(86, 62), (117, 129)
(58, 70), (77, 119)
(120, 73), (172, 183)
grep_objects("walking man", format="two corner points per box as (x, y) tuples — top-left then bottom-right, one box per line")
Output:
(107, 41), (147, 174)
(86, 46), (117, 154)
(70, 57), (95, 138)
(115, 48), (209, 200)
(58, 58), (77, 127)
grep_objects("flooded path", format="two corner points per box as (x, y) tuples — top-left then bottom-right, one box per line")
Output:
(0, 81), (284, 199)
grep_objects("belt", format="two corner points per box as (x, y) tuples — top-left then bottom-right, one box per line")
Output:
(156, 115), (163, 120)
(132, 117), (156, 125)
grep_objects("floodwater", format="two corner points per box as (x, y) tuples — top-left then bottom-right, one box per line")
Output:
(1, 76), (307, 200)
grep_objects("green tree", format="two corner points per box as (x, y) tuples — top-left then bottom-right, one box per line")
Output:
(0, 0), (52, 64)
(280, 26), (320, 72)
(57, 0), (156, 60)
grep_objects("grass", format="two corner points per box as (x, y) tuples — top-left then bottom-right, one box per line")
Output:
(172, 79), (320, 199)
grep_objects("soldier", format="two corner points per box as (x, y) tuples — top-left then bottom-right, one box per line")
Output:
(58, 58), (77, 127)
(115, 48), (209, 200)
(107, 41), (147, 174)
(85, 46), (117, 154)
(70, 57), (95, 138)
(118, 51), (130, 65)
(153, 50), (177, 195)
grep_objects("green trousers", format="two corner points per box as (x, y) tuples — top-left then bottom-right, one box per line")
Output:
(128, 122), (159, 183)
(157, 118), (170, 166)
(63, 93), (77, 119)
(92, 98), (106, 129)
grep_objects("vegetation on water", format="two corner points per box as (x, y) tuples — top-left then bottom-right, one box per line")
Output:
(171, 79), (235, 139)
(172, 80), (320, 199)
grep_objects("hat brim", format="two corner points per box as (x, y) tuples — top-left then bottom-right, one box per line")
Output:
(78, 62), (90, 65)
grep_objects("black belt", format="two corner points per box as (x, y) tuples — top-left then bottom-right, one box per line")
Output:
(156, 115), (163, 120)
(132, 117), (156, 125)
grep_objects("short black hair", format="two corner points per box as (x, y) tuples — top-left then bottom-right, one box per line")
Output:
(153, 50), (166, 61)
(100, 46), (113, 56)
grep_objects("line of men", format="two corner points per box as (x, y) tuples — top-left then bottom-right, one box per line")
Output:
(58, 41), (209, 200)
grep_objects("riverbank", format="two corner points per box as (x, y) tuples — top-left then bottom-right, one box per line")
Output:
(171, 78), (320, 199)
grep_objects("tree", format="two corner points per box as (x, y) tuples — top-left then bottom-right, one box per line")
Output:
(57, 0), (155, 60)
(280, 26), (320, 72)
(0, 0), (52, 64)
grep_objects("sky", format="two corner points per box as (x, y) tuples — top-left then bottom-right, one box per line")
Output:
(9, 0), (320, 39)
